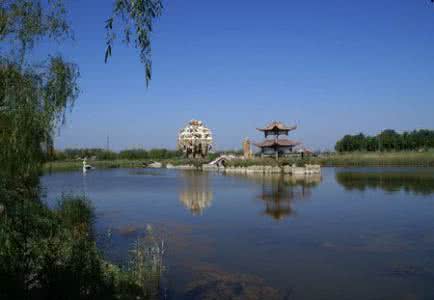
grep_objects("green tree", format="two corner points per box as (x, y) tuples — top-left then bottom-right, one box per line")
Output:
(1, 1), (163, 298)
(105, 0), (163, 85)
(365, 136), (378, 152)
(335, 129), (434, 153)
(377, 129), (400, 151)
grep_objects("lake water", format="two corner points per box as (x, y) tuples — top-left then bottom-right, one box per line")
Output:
(41, 167), (434, 299)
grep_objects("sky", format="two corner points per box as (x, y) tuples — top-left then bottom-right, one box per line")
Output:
(40, 0), (434, 151)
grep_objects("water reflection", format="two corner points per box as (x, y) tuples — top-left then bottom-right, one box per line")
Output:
(336, 170), (434, 195)
(42, 168), (434, 299)
(179, 171), (213, 215)
(232, 173), (321, 220)
(260, 174), (321, 220)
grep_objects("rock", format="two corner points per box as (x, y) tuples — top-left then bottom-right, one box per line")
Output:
(166, 163), (174, 169)
(148, 162), (162, 168)
(271, 166), (281, 173)
(304, 164), (321, 174)
(292, 167), (305, 175)
(202, 164), (218, 171)
(283, 165), (291, 174)
(172, 164), (197, 170)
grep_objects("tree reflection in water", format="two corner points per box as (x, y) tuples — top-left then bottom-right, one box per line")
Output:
(335, 170), (434, 195)
(179, 171), (213, 215)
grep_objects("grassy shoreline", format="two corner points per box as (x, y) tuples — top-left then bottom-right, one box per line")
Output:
(313, 151), (434, 167)
(44, 151), (434, 172)
(43, 160), (145, 172)
(43, 158), (201, 172)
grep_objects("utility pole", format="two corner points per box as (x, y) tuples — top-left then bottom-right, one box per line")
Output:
(106, 135), (110, 151)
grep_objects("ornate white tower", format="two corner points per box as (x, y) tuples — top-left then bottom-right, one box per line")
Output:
(177, 120), (213, 158)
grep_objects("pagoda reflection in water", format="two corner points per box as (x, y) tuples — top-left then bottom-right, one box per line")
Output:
(259, 174), (321, 220)
(231, 173), (321, 220)
(179, 171), (213, 216)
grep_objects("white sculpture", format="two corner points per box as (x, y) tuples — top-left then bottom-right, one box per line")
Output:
(82, 157), (93, 173)
(177, 120), (213, 158)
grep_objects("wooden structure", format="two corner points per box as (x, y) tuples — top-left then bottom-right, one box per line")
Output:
(254, 121), (300, 158)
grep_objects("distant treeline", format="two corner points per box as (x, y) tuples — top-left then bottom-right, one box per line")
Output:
(52, 148), (184, 161)
(335, 129), (434, 152)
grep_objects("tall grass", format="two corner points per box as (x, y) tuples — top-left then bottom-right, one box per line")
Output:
(126, 225), (166, 299)
(44, 157), (215, 172)
(56, 195), (95, 235)
(43, 160), (145, 172)
(0, 193), (166, 299)
(51, 148), (183, 161)
(226, 158), (281, 167)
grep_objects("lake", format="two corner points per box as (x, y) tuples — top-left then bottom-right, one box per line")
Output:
(41, 167), (434, 299)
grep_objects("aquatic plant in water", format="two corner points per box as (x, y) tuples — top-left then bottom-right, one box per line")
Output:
(128, 225), (167, 299)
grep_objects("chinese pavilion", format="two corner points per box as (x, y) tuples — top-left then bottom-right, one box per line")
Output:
(254, 121), (300, 158)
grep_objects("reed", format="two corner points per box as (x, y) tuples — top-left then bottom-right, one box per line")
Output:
(314, 151), (434, 167)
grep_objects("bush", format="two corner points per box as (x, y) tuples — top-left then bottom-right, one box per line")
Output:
(0, 193), (165, 299)
(56, 195), (95, 235)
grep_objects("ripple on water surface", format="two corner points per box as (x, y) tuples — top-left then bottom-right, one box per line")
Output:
(42, 167), (434, 299)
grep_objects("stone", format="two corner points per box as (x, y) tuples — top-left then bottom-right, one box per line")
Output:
(292, 167), (306, 175)
(272, 166), (281, 173)
(148, 162), (162, 168)
(172, 165), (196, 170)
(203, 164), (218, 171)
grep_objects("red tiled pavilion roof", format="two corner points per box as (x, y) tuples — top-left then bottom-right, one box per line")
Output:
(254, 139), (300, 148)
(257, 121), (297, 132)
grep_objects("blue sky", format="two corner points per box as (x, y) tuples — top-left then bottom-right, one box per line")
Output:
(44, 0), (434, 151)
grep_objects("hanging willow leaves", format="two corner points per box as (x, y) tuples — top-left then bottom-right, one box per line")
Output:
(105, 0), (163, 86)
(1, 1), (165, 298)
(0, 0), (71, 64)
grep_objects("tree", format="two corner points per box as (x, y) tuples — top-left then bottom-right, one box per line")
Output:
(105, 0), (163, 85)
(1, 0), (162, 82)
(1, 1), (163, 298)
(335, 129), (434, 152)
(377, 129), (399, 151)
